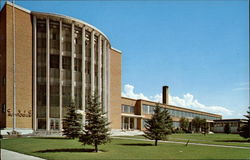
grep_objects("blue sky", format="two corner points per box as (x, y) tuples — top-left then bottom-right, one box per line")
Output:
(3, 0), (249, 118)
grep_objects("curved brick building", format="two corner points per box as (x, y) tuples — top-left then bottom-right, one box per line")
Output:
(0, 2), (221, 135)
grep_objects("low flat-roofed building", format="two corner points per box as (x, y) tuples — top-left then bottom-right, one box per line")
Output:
(213, 119), (247, 133)
(120, 86), (221, 131)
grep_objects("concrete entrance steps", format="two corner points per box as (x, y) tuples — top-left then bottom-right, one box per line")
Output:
(34, 131), (62, 137)
(111, 129), (144, 136)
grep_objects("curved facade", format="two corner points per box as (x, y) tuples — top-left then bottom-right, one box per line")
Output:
(0, 2), (222, 135)
(32, 12), (111, 131)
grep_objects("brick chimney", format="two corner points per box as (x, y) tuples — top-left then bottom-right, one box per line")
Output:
(162, 86), (169, 105)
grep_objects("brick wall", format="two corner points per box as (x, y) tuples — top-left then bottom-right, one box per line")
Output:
(109, 48), (121, 129)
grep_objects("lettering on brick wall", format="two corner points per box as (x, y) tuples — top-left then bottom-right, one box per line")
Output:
(7, 109), (32, 117)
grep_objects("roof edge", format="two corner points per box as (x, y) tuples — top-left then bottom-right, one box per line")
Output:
(111, 47), (122, 54)
(31, 11), (110, 42)
(123, 97), (222, 117)
(6, 1), (31, 14)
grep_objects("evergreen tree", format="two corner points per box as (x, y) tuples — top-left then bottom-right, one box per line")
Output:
(143, 104), (172, 146)
(239, 107), (250, 140)
(62, 101), (82, 139)
(200, 118), (208, 135)
(191, 117), (203, 133)
(180, 117), (189, 132)
(79, 94), (111, 152)
(224, 123), (231, 134)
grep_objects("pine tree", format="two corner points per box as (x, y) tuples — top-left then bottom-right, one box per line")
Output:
(180, 117), (189, 132)
(79, 94), (111, 152)
(143, 104), (172, 146)
(239, 107), (250, 140)
(200, 118), (208, 135)
(192, 117), (201, 133)
(62, 101), (82, 139)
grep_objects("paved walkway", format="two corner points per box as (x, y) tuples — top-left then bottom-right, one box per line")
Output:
(113, 137), (250, 150)
(1, 149), (45, 160)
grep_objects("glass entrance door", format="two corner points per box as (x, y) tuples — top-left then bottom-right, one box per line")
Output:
(130, 118), (134, 129)
(122, 117), (137, 130)
(50, 118), (60, 130)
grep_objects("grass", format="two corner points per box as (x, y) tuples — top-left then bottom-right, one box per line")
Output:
(1, 135), (250, 160)
(118, 133), (250, 147)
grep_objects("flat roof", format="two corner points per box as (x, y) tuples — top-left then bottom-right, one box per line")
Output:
(121, 96), (222, 117)
(5, 1), (31, 14)
(111, 47), (122, 54)
(213, 119), (247, 122)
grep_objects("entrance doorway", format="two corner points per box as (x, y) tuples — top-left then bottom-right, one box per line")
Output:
(121, 116), (137, 130)
(50, 118), (60, 130)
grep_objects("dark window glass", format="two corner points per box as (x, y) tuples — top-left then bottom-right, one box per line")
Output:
(38, 119), (46, 129)
(62, 56), (71, 70)
(50, 55), (59, 68)
(74, 58), (82, 72)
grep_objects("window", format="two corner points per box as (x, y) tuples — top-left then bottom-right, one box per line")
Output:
(37, 84), (46, 106)
(74, 58), (82, 72)
(173, 121), (180, 128)
(149, 106), (155, 114)
(121, 105), (134, 114)
(142, 104), (155, 114)
(50, 55), (59, 68)
(142, 119), (147, 128)
(143, 105), (148, 114)
(62, 56), (71, 70)
(38, 118), (46, 129)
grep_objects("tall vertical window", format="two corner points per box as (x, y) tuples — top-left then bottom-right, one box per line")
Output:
(62, 23), (72, 116)
(49, 21), (60, 118)
(74, 26), (82, 109)
(36, 19), (47, 129)
(94, 35), (98, 92)
(85, 31), (91, 104)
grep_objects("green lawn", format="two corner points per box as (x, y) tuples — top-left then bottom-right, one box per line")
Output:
(1, 135), (250, 160)
(118, 133), (250, 147)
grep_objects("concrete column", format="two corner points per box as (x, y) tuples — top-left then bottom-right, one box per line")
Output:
(32, 16), (37, 131)
(46, 18), (50, 132)
(81, 26), (86, 126)
(97, 35), (102, 99)
(71, 23), (75, 101)
(90, 31), (95, 94)
(102, 40), (107, 114)
(59, 20), (63, 132)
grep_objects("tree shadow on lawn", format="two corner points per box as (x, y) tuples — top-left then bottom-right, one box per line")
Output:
(215, 140), (250, 143)
(118, 143), (153, 146)
(36, 148), (107, 153)
(33, 137), (67, 140)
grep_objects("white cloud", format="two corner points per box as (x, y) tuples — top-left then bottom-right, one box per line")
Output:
(232, 87), (249, 91)
(122, 84), (234, 117)
(122, 84), (150, 100)
(233, 82), (249, 91)
(149, 93), (162, 103)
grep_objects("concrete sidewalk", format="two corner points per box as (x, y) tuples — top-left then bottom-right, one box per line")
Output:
(1, 149), (45, 160)
(113, 137), (250, 150)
